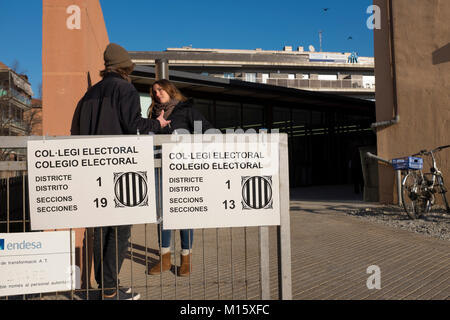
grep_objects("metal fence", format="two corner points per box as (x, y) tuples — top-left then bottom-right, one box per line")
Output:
(0, 134), (291, 300)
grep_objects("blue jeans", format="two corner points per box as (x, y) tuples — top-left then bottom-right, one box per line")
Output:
(158, 227), (193, 250)
(155, 168), (193, 250)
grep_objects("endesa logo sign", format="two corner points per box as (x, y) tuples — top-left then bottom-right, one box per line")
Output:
(0, 239), (42, 251)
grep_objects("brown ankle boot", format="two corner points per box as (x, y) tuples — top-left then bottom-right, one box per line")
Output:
(148, 252), (171, 275)
(178, 253), (192, 277)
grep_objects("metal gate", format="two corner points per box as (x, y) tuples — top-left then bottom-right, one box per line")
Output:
(0, 134), (291, 300)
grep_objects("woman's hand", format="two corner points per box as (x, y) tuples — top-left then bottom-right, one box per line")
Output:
(157, 110), (171, 128)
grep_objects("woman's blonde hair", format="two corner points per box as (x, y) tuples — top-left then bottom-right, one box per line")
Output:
(148, 79), (187, 117)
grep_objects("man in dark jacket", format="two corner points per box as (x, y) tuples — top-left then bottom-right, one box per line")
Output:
(71, 43), (170, 300)
(71, 44), (170, 135)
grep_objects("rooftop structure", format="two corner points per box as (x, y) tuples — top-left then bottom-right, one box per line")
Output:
(130, 46), (375, 100)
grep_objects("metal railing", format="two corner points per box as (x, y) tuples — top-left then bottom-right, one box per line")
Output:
(220, 76), (375, 91)
(8, 88), (32, 107)
(0, 88), (7, 98)
(9, 119), (28, 131)
(0, 134), (291, 300)
(365, 152), (402, 206)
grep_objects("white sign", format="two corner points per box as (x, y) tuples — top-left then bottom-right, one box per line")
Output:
(162, 141), (280, 229)
(0, 231), (75, 297)
(27, 136), (157, 230)
(309, 53), (347, 63)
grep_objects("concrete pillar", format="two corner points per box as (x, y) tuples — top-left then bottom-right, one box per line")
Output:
(155, 59), (169, 80)
(42, 0), (110, 289)
(42, 0), (109, 135)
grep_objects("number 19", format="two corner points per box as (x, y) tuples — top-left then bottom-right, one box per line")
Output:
(94, 198), (107, 208)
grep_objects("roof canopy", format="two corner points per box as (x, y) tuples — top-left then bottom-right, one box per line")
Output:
(131, 65), (374, 116)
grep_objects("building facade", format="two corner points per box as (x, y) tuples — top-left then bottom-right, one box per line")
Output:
(0, 62), (33, 136)
(24, 99), (43, 136)
(130, 46), (375, 101)
(374, 0), (450, 204)
(132, 66), (376, 189)
(130, 47), (376, 189)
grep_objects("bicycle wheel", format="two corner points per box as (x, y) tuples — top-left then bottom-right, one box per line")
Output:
(401, 171), (427, 219)
(437, 176), (450, 213)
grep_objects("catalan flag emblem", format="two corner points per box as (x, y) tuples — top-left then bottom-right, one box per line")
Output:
(242, 176), (273, 210)
(114, 172), (149, 208)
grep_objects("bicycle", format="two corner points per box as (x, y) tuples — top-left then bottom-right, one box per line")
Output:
(394, 145), (450, 219)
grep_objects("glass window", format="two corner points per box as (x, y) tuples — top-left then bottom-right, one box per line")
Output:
(362, 75), (375, 88)
(318, 74), (338, 80)
(139, 93), (152, 118)
(215, 100), (241, 131)
(292, 109), (310, 126)
(288, 74), (296, 80)
(261, 73), (269, 84)
(244, 73), (257, 83)
(291, 109), (310, 138)
(223, 73), (235, 79)
(311, 111), (323, 126)
(273, 107), (291, 133)
(193, 99), (213, 123)
(242, 104), (264, 130)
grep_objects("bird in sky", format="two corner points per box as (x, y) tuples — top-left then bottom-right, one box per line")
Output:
(323, 8), (329, 12)
(348, 36), (353, 40)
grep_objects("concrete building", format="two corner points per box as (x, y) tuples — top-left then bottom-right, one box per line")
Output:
(132, 65), (375, 188)
(0, 61), (33, 136)
(129, 48), (376, 188)
(129, 47), (375, 101)
(24, 99), (43, 136)
(374, 0), (450, 204)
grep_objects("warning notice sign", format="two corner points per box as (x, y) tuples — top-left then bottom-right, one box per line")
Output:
(27, 137), (157, 230)
(162, 141), (280, 229)
(0, 231), (75, 297)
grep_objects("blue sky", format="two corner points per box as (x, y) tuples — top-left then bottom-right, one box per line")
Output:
(0, 0), (374, 98)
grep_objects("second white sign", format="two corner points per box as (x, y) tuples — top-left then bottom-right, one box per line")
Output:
(162, 142), (280, 229)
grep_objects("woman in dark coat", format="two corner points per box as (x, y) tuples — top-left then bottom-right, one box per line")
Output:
(148, 79), (213, 277)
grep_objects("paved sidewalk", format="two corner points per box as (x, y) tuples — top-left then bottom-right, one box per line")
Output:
(289, 186), (449, 300)
(116, 185), (450, 300)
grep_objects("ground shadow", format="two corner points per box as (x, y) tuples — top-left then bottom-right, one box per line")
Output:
(432, 43), (450, 65)
(290, 204), (374, 216)
(124, 243), (158, 266)
(346, 204), (449, 223)
(124, 243), (182, 276)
